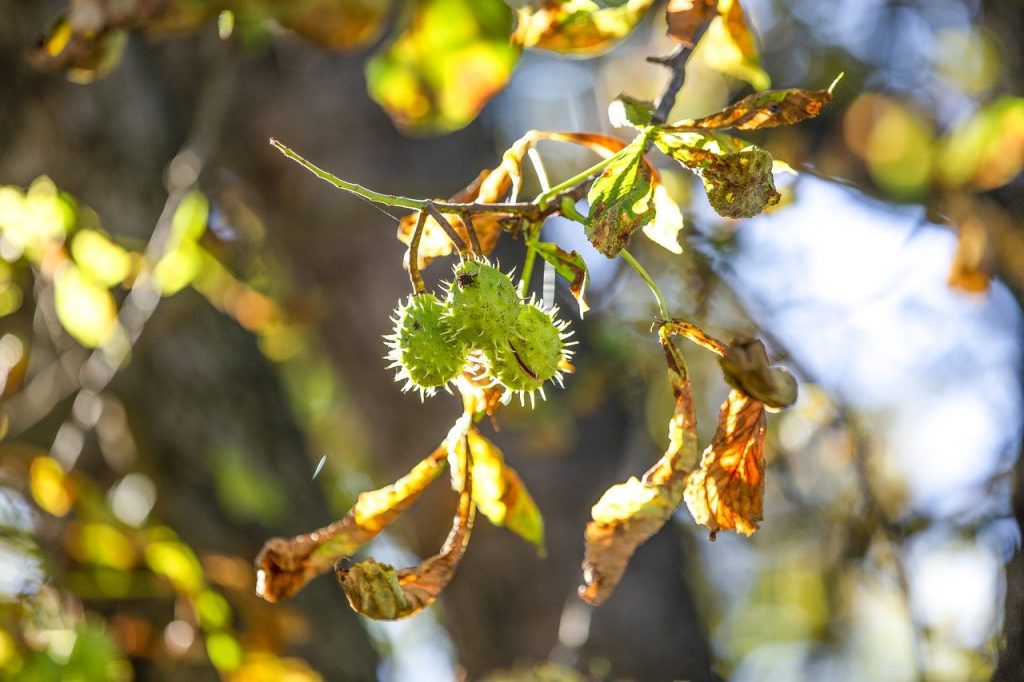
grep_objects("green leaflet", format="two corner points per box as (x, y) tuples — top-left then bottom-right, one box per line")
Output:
(585, 134), (655, 257)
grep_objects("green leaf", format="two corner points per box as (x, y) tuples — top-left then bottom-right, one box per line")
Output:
(608, 94), (655, 129)
(585, 134), (655, 257)
(530, 241), (590, 315)
(366, 0), (520, 135)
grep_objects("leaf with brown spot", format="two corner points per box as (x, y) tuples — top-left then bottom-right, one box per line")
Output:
(513, 0), (656, 57)
(531, 241), (590, 316)
(579, 331), (697, 604)
(337, 451), (474, 619)
(254, 444), (447, 603)
(585, 134), (655, 257)
(669, 78), (839, 131)
(684, 389), (766, 539)
(665, 0), (717, 47)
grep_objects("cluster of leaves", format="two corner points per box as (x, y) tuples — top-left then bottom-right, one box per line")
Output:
(37, 0), (773, 134)
(253, 0), (836, 616)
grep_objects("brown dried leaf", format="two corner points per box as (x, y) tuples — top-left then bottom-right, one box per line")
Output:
(337, 452), (475, 619)
(666, 0), (716, 47)
(254, 445), (447, 603)
(684, 389), (766, 539)
(579, 331), (697, 604)
(670, 79), (838, 131)
(701, 148), (780, 219)
(719, 338), (797, 409)
(512, 0), (656, 57)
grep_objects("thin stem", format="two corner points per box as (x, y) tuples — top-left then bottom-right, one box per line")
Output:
(535, 153), (617, 209)
(459, 211), (483, 258)
(408, 209), (427, 294)
(271, 139), (424, 210)
(424, 202), (469, 256)
(520, 246), (538, 299)
(620, 248), (669, 320)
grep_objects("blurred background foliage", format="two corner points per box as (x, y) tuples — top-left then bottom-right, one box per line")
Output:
(1, 0), (1023, 680)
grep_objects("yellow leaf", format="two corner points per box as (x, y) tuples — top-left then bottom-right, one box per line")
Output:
(145, 540), (204, 593)
(513, 0), (656, 57)
(698, 0), (770, 90)
(684, 389), (766, 538)
(30, 456), (74, 517)
(71, 229), (132, 287)
(463, 429), (545, 554)
(643, 184), (684, 254)
(54, 262), (119, 348)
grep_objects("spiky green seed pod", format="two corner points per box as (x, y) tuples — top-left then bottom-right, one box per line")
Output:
(385, 293), (469, 398)
(445, 260), (521, 346)
(487, 301), (573, 406)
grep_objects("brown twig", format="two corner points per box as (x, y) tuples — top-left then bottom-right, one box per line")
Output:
(407, 209), (428, 294)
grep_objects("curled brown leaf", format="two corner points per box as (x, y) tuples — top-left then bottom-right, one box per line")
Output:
(684, 389), (766, 539)
(579, 331), (697, 604)
(669, 81), (838, 131)
(254, 444), (447, 603)
(719, 338), (798, 409)
(337, 447), (475, 620)
(666, 0), (717, 47)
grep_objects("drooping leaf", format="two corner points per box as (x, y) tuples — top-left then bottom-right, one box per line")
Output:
(366, 0), (519, 134)
(669, 78), (839, 131)
(665, 0), (717, 46)
(579, 331), (697, 604)
(719, 338), (797, 409)
(460, 429), (545, 554)
(684, 389), (766, 539)
(337, 453), (475, 619)
(255, 444), (448, 603)
(698, 0), (770, 90)
(512, 0), (656, 57)
(585, 134), (655, 257)
(700, 147), (780, 218)
(530, 241), (590, 315)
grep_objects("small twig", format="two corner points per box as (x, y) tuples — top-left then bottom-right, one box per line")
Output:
(423, 202), (469, 256)
(407, 209), (428, 294)
(459, 210), (484, 258)
(648, 20), (710, 125)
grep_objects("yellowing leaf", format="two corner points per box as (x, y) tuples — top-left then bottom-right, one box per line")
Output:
(698, 0), (770, 90)
(462, 429), (545, 554)
(936, 97), (1024, 191)
(54, 262), (119, 348)
(512, 0), (656, 56)
(367, 0), (519, 134)
(579, 331), (697, 604)
(586, 134), (655, 257)
(684, 389), (766, 539)
(665, 0), (716, 46)
(530, 241), (590, 315)
(255, 444), (448, 603)
(276, 0), (391, 50)
(30, 456), (74, 517)
(145, 540), (204, 593)
(71, 229), (132, 287)
(337, 455), (475, 619)
(669, 79), (838, 131)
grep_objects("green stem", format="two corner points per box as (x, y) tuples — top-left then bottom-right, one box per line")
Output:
(271, 139), (425, 210)
(535, 153), (618, 209)
(620, 248), (669, 320)
(520, 245), (538, 299)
